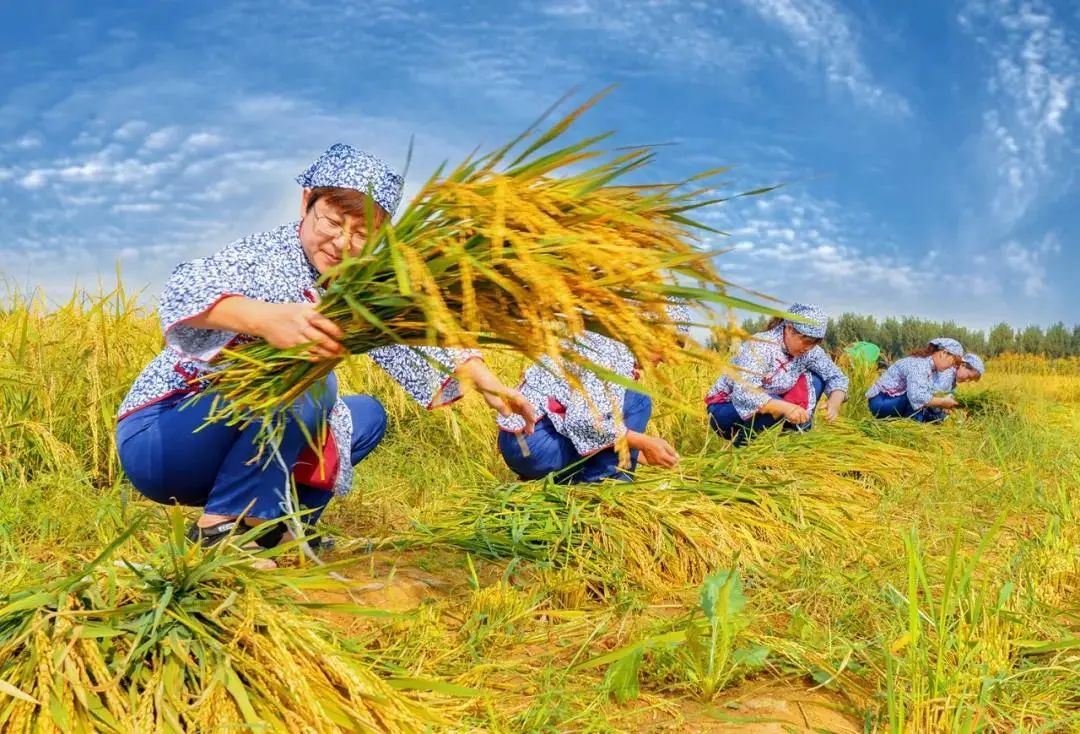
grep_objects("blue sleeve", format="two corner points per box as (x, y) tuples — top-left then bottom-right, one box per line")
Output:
(902, 361), (935, 410)
(804, 346), (849, 396)
(159, 244), (267, 362)
(367, 346), (481, 408)
(933, 368), (957, 393)
(728, 339), (773, 419)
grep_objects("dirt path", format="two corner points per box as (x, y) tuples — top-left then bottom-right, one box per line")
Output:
(298, 548), (464, 633)
(636, 685), (863, 733)
(293, 549), (866, 732)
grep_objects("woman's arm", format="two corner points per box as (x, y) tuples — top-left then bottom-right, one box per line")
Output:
(185, 296), (345, 360)
(803, 346), (849, 421)
(455, 358), (537, 434)
(926, 394), (960, 409)
(728, 340), (781, 419)
(626, 431), (680, 468)
(159, 240), (342, 362)
(903, 360), (940, 411)
(823, 390), (847, 422)
(761, 398), (810, 424)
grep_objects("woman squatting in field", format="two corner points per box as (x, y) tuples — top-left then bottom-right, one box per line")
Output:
(115, 145), (535, 550)
(496, 304), (690, 483)
(705, 303), (849, 446)
(921, 352), (985, 421)
(865, 338), (965, 422)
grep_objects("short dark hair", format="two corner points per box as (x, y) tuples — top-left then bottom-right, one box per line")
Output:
(306, 186), (390, 228)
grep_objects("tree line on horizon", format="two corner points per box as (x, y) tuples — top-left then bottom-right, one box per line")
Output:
(737, 312), (1080, 359)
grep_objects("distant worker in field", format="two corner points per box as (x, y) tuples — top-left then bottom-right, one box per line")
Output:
(923, 352), (986, 421)
(705, 303), (849, 446)
(497, 304), (690, 483)
(115, 144), (535, 552)
(865, 338), (965, 422)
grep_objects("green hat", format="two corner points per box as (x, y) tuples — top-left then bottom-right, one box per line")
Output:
(845, 341), (881, 366)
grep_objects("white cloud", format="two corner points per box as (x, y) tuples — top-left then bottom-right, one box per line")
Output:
(56, 159), (108, 182)
(182, 132), (223, 150)
(708, 191), (935, 309)
(19, 170), (48, 189)
(112, 202), (162, 214)
(959, 0), (1077, 227)
(55, 192), (107, 207)
(739, 0), (910, 115)
(1001, 233), (1059, 296)
(113, 120), (148, 141)
(702, 185), (1066, 329)
(15, 134), (42, 149)
(538, 0), (749, 76)
(17, 152), (177, 189)
(143, 126), (180, 151)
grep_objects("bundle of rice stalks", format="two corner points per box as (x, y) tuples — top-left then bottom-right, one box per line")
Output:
(395, 422), (925, 595)
(847, 413), (944, 451)
(0, 516), (438, 733)
(954, 388), (1013, 416)
(203, 91), (775, 442)
(833, 353), (879, 420)
(396, 457), (891, 596)
(685, 421), (923, 542)
(717, 419), (921, 484)
(397, 478), (765, 596)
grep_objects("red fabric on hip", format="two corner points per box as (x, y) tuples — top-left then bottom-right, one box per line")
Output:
(780, 373), (810, 409)
(292, 431), (340, 491)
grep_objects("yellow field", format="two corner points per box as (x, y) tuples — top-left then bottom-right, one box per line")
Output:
(1, 288), (1077, 732)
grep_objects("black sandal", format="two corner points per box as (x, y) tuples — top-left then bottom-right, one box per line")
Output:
(186, 520), (285, 550)
(305, 535), (335, 553)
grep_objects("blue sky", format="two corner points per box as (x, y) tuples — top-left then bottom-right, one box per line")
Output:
(1, 0), (1076, 330)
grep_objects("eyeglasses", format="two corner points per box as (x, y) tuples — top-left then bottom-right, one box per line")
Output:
(310, 209), (368, 251)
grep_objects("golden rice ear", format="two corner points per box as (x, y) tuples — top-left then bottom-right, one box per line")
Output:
(202, 91), (777, 446)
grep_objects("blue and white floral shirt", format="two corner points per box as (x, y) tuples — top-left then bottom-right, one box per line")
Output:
(497, 304), (692, 455)
(865, 356), (938, 410)
(933, 367), (958, 394)
(498, 331), (640, 456)
(117, 222), (475, 495)
(705, 326), (849, 420)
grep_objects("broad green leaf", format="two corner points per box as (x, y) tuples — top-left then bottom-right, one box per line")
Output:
(603, 644), (644, 704)
(387, 677), (481, 697)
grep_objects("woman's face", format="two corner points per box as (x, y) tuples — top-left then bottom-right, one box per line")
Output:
(299, 194), (370, 274)
(931, 350), (961, 371)
(782, 323), (820, 357)
(956, 364), (981, 383)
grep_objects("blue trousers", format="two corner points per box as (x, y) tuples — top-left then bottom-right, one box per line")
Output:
(498, 390), (652, 483)
(867, 393), (944, 423)
(116, 373), (387, 523)
(709, 373), (825, 446)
